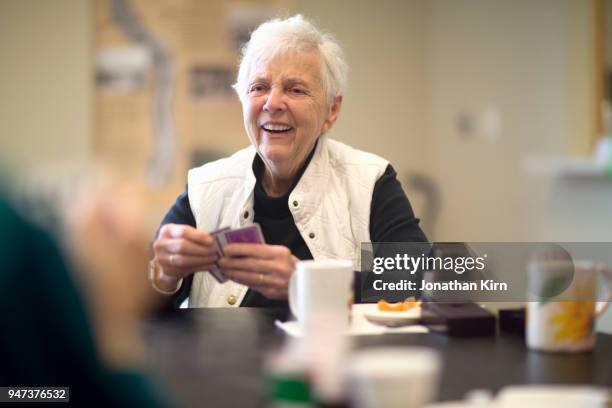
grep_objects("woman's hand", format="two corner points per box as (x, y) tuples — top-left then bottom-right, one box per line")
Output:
(152, 224), (219, 286)
(218, 243), (298, 300)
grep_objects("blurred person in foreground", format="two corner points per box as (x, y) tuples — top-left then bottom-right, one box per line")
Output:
(0, 184), (169, 407)
(150, 15), (427, 308)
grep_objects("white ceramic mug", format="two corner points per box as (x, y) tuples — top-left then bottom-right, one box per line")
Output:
(527, 260), (612, 352)
(345, 347), (441, 408)
(288, 259), (353, 332)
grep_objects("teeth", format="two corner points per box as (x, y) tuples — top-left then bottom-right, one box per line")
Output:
(262, 124), (292, 132)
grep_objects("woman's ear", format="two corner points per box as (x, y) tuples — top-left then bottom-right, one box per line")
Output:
(322, 95), (343, 133)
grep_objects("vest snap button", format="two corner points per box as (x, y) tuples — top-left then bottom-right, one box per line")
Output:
(309, 232), (315, 239)
(243, 211), (249, 219)
(293, 200), (298, 207)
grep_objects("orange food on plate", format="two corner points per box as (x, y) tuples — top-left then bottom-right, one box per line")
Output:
(377, 298), (420, 312)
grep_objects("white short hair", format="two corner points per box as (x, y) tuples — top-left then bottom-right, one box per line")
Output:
(233, 15), (348, 105)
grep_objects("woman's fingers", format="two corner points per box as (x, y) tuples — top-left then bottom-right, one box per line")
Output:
(222, 243), (290, 260)
(153, 236), (295, 299)
(156, 237), (217, 257)
(218, 243), (296, 300)
(152, 225), (220, 280)
(223, 269), (287, 299)
(218, 256), (290, 276)
(158, 223), (214, 247)
(159, 252), (218, 270)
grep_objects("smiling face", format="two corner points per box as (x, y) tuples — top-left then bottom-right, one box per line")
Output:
(241, 49), (342, 185)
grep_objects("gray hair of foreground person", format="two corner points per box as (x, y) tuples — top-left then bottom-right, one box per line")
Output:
(232, 14), (349, 105)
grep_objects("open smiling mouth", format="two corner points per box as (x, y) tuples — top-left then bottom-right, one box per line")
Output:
(261, 124), (294, 134)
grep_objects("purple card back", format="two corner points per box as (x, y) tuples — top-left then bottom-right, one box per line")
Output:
(224, 225), (263, 244)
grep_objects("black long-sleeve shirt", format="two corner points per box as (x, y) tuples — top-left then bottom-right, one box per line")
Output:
(160, 150), (427, 308)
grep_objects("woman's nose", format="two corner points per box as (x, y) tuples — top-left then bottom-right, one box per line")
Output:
(263, 88), (286, 113)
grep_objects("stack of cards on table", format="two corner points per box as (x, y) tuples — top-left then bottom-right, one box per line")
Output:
(208, 223), (265, 283)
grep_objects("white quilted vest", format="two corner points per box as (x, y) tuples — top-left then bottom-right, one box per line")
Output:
(187, 136), (388, 307)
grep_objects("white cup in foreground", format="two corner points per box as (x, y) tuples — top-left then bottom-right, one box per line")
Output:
(289, 259), (353, 332)
(345, 347), (441, 408)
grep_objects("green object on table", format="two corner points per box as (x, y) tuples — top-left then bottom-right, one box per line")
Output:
(266, 374), (313, 405)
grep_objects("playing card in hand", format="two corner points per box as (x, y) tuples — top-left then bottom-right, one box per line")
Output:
(208, 227), (229, 283)
(220, 224), (265, 245)
(207, 224), (265, 283)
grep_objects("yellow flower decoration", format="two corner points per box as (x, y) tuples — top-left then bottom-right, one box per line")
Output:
(549, 301), (595, 344)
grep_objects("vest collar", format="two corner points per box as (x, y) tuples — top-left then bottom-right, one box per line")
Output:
(289, 136), (329, 217)
(242, 136), (329, 212)
(241, 146), (258, 209)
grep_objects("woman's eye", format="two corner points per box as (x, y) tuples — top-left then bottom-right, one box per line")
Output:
(290, 88), (306, 95)
(249, 85), (266, 93)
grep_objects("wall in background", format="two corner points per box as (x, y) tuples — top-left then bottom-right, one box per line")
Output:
(422, 0), (612, 331)
(425, 0), (568, 241)
(0, 0), (92, 174)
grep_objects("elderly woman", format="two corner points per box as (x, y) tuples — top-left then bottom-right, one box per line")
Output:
(150, 15), (427, 308)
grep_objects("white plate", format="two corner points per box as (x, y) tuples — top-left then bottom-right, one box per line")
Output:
(360, 303), (422, 327)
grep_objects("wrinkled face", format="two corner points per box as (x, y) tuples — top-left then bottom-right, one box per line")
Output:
(241, 49), (341, 175)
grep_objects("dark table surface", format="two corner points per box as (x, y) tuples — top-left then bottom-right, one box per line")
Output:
(143, 307), (612, 408)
